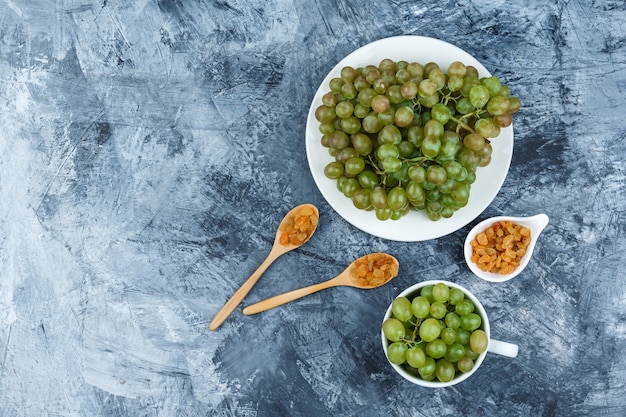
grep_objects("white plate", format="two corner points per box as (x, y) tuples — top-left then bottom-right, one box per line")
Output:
(305, 36), (514, 242)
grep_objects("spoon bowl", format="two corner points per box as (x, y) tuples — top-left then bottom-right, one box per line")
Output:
(209, 203), (319, 330)
(242, 253), (399, 315)
(464, 213), (549, 282)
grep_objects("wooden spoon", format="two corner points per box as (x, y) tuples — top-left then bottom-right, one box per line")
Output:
(209, 203), (319, 331)
(242, 253), (399, 315)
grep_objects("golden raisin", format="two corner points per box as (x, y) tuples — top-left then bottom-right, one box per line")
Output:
(470, 220), (532, 275)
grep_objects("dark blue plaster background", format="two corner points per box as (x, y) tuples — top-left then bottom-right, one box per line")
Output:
(1, 1), (625, 416)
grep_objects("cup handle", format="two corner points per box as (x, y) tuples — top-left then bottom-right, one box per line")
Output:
(488, 339), (519, 358)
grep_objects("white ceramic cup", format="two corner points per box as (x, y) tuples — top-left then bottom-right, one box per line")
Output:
(381, 280), (518, 387)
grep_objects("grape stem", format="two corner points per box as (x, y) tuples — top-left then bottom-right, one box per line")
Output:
(449, 114), (475, 135)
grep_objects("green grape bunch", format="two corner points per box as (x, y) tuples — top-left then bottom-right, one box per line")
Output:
(382, 282), (488, 383)
(315, 59), (521, 221)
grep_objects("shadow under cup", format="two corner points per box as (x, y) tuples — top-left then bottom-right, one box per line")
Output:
(381, 280), (518, 387)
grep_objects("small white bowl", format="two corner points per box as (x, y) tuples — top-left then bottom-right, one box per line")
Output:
(464, 214), (549, 282)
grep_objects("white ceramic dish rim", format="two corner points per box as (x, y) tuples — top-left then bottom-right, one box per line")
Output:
(464, 214), (549, 282)
(305, 35), (514, 242)
(381, 280), (490, 388)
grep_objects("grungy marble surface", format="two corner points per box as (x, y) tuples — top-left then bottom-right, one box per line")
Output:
(1, 0), (625, 416)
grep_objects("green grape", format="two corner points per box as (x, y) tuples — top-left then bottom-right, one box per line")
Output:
(329, 131), (350, 151)
(486, 95), (510, 116)
(391, 297), (413, 322)
(387, 342), (408, 365)
(464, 344), (480, 360)
(460, 74), (480, 96)
(375, 207), (392, 220)
(377, 107), (396, 126)
(474, 118), (500, 139)
(456, 328), (471, 346)
(435, 359), (456, 382)
(394, 106), (415, 127)
(428, 68), (446, 90)
(432, 282), (450, 302)
(408, 164), (426, 182)
(447, 74), (464, 92)
(463, 133), (486, 151)
(351, 188), (371, 210)
(423, 119), (445, 138)
(378, 124), (402, 145)
(322, 92), (339, 107)
(426, 339), (447, 359)
(431, 103), (451, 124)
(357, 88), (376, 107)
(362, 112), (382, 133)
(419, 318), (441, 342)
(315, 105), (337, 123)
(340, 116), (361, 134)
(340, 66), (357, 83)
(481, 75), (503, 96)
(418, 79), (437, 97)
(336, 147), (358, 163)
(440, 327), (457, 345)
(377, 143), (399, 160)
(342, 178), (360, 198)
(383, 318), (406, 342)
(351, 133), (373, 155)
(444, 343), (466, 362)
(335, 101), (354, 119)
(329, 77), (344, 92)
(370, 186), (388, 209)
(366, 67), (381, 84)
(341, 82), (357, 99)
(405, 180), (426, 204)
(392, 162), (409, 182)
(438, 179), (456, 195)
(470, 329), (488, 354)
(469, 84), (490, 108)
(407, 126), (424, 147)
(401, 81), (418, 99)
(509, 96), (522, 113)
(449, 288), (465, 305)
(387, 187), (408, 211)
(358, 170), (378, 190)
(426, 165), (447, 185)
(420, 285), (434, 302)
(429, 301), (447, 319)
(421, 135), (441, 158)
(354, 102), (369, 118)
(455, 96), (474, 114)
(445, 312), (461, 329)
(354, 75), (370, 91)
(457, 356), (474, 373)
(324, 161), (344, 179)
(418, 357), (436, 379)
(455, 299), (474, 316)
(460, 313), (482, 332)
(387, 85), (404, 104)
(406, 346), (427, 368)
(381, 157), (401, 173)
(411, 296), (430, 318)
(397, 141), (414, 157)
(344, 157), (365, 176)
(371, 95), (390, 113)
(395, 68), (410, 84)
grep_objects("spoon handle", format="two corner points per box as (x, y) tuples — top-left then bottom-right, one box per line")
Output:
(242, 278), (339, 315)
(209, 249), (282, 331)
